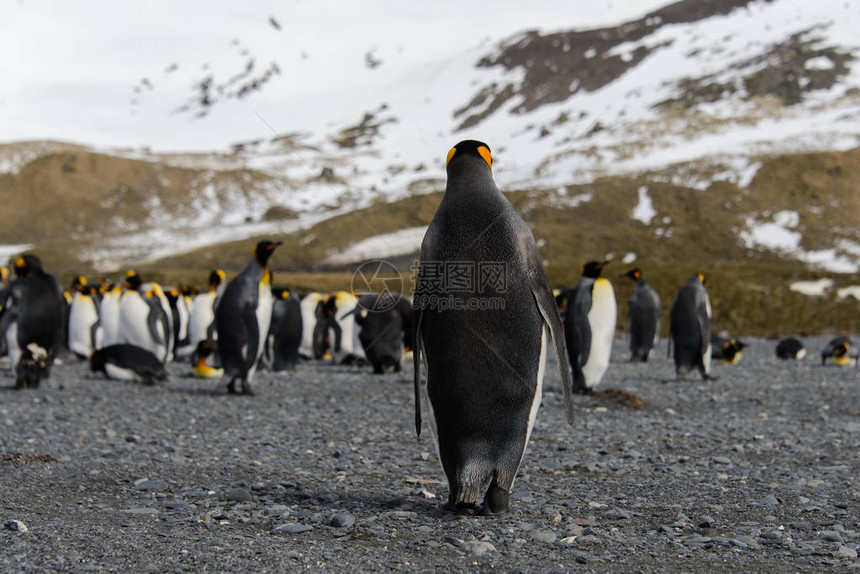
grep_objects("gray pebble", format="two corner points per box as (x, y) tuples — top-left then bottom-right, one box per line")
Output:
(835, 545), (858, 560)
(133, 479), (168, 492)
(698, 515), (715, 528)
(464, 541), (496, 556)
(605, 508), (631, 520)
(4, 520), (28, 532)
(227, 487), (253, 503)
(712, 456), (732, 465)
(330, 513), (356, 528)
(820, 531), (844, 543)
(760, 495), (779, 507)
(271, 523), (313, 534)
(531, 530), (557, 544)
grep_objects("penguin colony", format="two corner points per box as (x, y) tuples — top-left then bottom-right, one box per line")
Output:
(0, 243), (416, 395)
(0, 140), (854, 514)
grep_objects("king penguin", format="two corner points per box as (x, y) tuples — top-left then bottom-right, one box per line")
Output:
(821, 336), (858, 367)
(3, 255), (64, 388)
(67, 277), (102, 359)
(776, 337), (806, 360)
(298, 292), (324, 359)
(669, 273), (712, 380)
(622, 268), (660, 362)
(117, 272), (171, 363)
(562, 261), (617, 395)
(215, 240), (281, 394)
(188, 269), (225, 351)
(413, 140), (574, 514)
(99, 281), (124, 347)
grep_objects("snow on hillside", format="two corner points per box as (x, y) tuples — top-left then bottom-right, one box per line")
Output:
(2, 0), (860, 271)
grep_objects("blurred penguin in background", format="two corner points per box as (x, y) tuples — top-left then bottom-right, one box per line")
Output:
(215, 241), (280, 394)
(561, 260), (617, 394)
(265, 287), (303, 372)
(711, 334), (746, 364)
(669, 273), (712, 380)
(776, 337), (806, 360)
(3, 255), (64, 388)
(67, 276), (102, 359)
(821, 336), (858, 367)
(622, 268), (660, 362)
(188, 269), (225, 352)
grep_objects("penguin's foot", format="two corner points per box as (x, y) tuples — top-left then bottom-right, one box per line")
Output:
(444, 501), (477, 516)
(240, 380), (255, 396)
(480, 484), (510, 515)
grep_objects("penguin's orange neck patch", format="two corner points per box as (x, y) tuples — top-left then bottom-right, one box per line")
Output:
(477, 145), (492, 172)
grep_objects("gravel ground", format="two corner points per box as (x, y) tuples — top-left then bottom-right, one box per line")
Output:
(0, 335), (858, 572)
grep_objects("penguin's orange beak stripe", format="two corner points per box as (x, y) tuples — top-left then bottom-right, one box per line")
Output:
(477, 145), (492, 172)
(446, 147), (456, 168)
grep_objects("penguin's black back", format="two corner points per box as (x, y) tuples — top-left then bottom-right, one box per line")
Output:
(17, 268), (63, 352)
(271, 293), (303, 371)
(91, 344), (167, 383)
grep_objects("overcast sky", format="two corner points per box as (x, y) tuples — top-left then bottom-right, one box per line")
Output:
(0, 0), (670, 151)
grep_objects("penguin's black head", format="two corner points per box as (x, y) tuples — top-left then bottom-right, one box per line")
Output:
(71, 275), (87, 292)
(208, 269), (225, 289)
(272, 287), (291, 299)
(179, 284), (194, 297)
(446, 140), (492, 174)
(14, 254), (43, 278)
(623, 268), (642, 281)
(124, 270), (142, 291)
(581, 260), (609, 279)
(254, 241), (282, 267)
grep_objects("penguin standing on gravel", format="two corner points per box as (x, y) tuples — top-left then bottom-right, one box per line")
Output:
(413, 140), (574, 514)
(215, 240), (281, 394)
(188, 269), (225, 350)
(2, 255), (64, 388)
(99, 281), (123, 347)
(266, 288), (303, 372)
(118, 272), (171, 363)
(622, 268), (660, 362)
(67, 277), (102, 359)
(669, 273), (712, 380)
(298, 292), (324, 359)
(561, 261), (617, 394)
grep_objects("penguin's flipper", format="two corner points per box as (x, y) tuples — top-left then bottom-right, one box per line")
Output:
(241, 307), (261, 372)
(571, 287), (593, 368)
(412, 304), (423, 437)
(146, 303), (165, 346)
(520, 227), (575, 425)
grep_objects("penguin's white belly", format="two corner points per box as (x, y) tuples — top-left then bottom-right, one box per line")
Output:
(119, 295), (158, 354)
(582, 278), (617, 388)
(68, 295), (99, 356)
(254, 284), (274, 365)
(6, 322), (20, 371)
(702, 293), (712, 375)
(100, 297), (121, 347)
(188, 293), (216, 346)
(298, 299), (317, 357)
(105, 363), (142, 382)
(516, 325), (548, 484)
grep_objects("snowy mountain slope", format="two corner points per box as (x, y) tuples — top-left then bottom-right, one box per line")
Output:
(1, 0), (859, 273)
